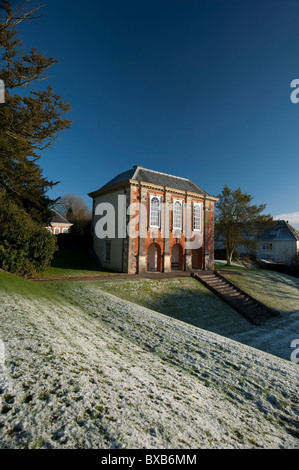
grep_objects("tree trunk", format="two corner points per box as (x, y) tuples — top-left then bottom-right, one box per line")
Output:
(226, 248), (233, 266)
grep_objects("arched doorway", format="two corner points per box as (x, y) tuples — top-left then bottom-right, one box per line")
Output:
(171, 244), (182, 270)
(147, 243), (161, 271)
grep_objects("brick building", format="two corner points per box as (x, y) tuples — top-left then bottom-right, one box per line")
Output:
(88, 166), (218, 274)
(46, 209), (73, 235)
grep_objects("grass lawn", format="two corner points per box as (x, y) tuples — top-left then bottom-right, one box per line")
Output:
(0, 271), (298, 449)
(36, 250), (117, 279)
(97, 277), (250, 337)
(223, 269), (299, 313)
(214, 263), (250, 272)
(96, 269), (299, 361)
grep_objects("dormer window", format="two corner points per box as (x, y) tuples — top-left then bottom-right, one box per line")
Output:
(150, 195), (161, 228)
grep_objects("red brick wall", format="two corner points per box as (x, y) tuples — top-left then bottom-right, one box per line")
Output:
(51, 225), (71, 235)
(126, 185), (215, 272)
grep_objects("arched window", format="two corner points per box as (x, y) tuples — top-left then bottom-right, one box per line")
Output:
(150, 196), (161, 228)
(54, 227), (60, 235)
(193, 203), (202, 232)
(173, 200), (183, 230)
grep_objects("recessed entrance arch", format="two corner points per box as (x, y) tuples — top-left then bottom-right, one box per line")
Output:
(171, 244), (183, 270)
(147, 243), (161, 271)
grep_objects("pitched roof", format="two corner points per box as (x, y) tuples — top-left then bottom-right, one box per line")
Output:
(50, 209), (72, 225)
(258, 220), (299, 241)
(285, 221), (299, 241)
(90, 166), (211, 197)
(215, 220), (299, 243)
(101, 168), (136, 189)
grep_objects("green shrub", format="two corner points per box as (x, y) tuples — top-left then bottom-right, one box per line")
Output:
(0, 188), (56, 276)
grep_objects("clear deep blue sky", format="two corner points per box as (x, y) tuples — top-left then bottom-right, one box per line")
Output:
(18, 0), (299, 226)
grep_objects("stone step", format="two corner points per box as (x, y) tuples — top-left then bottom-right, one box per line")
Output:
(216, 287), (241, 294)
(192, 271), (278, 325)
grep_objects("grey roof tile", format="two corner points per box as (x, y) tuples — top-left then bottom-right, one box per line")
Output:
(50, 209), (72, 225)
(101, 168), (136, 189)
(285, 221), (299, 241)
(257, 220), (296, 241)
(135, 168), (208, 195)
(97, 166), (210, 196)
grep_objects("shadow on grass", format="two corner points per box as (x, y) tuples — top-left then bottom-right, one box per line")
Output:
(38, 249), (116, 278)
(50, 250), (101, 271)
(95, 276), (299, 362)
(224, 269), (299, 308)
(97, 274), (299, 350)
(98, 278), (252, 337)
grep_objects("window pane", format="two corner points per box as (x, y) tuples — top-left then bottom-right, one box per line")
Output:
(193, 204), (202, 231)
(150, 196), (161, 227)
(173, 200), (182, 229)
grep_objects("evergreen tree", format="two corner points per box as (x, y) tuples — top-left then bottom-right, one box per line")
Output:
(0, 1), (71, 224)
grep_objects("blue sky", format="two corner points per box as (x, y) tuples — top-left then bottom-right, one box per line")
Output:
(17, 0), (299, 227)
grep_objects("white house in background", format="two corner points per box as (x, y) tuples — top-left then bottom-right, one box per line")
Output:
(215, 220), (299, 264)
(46, 209), (73, 235)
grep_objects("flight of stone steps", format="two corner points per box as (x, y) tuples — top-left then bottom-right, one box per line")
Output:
(192, 270), (280, 326)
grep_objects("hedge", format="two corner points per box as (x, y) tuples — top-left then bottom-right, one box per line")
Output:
(0, 188), (57, 276)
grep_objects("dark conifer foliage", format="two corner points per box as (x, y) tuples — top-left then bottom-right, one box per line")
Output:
(0, 1), (71, 224)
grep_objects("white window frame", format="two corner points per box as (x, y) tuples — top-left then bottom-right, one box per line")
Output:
(149, 195), (162, 228)
(105, 241), (112, 262)
(173, 199), (183, 230)
(193, 202), (203, 232)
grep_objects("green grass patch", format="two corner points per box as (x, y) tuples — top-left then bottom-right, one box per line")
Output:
(0, 270), (66, 303)
(223, 269), (299, 313)
(36, 250), (117, 279)
(214, 263), (252, 272)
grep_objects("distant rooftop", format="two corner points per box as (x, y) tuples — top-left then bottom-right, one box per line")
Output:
(50, 209), (72, 225)
(89, 165), (212, 197)
(285, 221), (299, 241)
(216, 220), (299, 242)
(262, 220), (299, 242)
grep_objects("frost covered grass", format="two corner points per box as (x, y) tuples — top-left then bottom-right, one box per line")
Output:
(97, 277), (250, 337)
(0, 271), (298, 449)
(97, 273), (299, 361)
